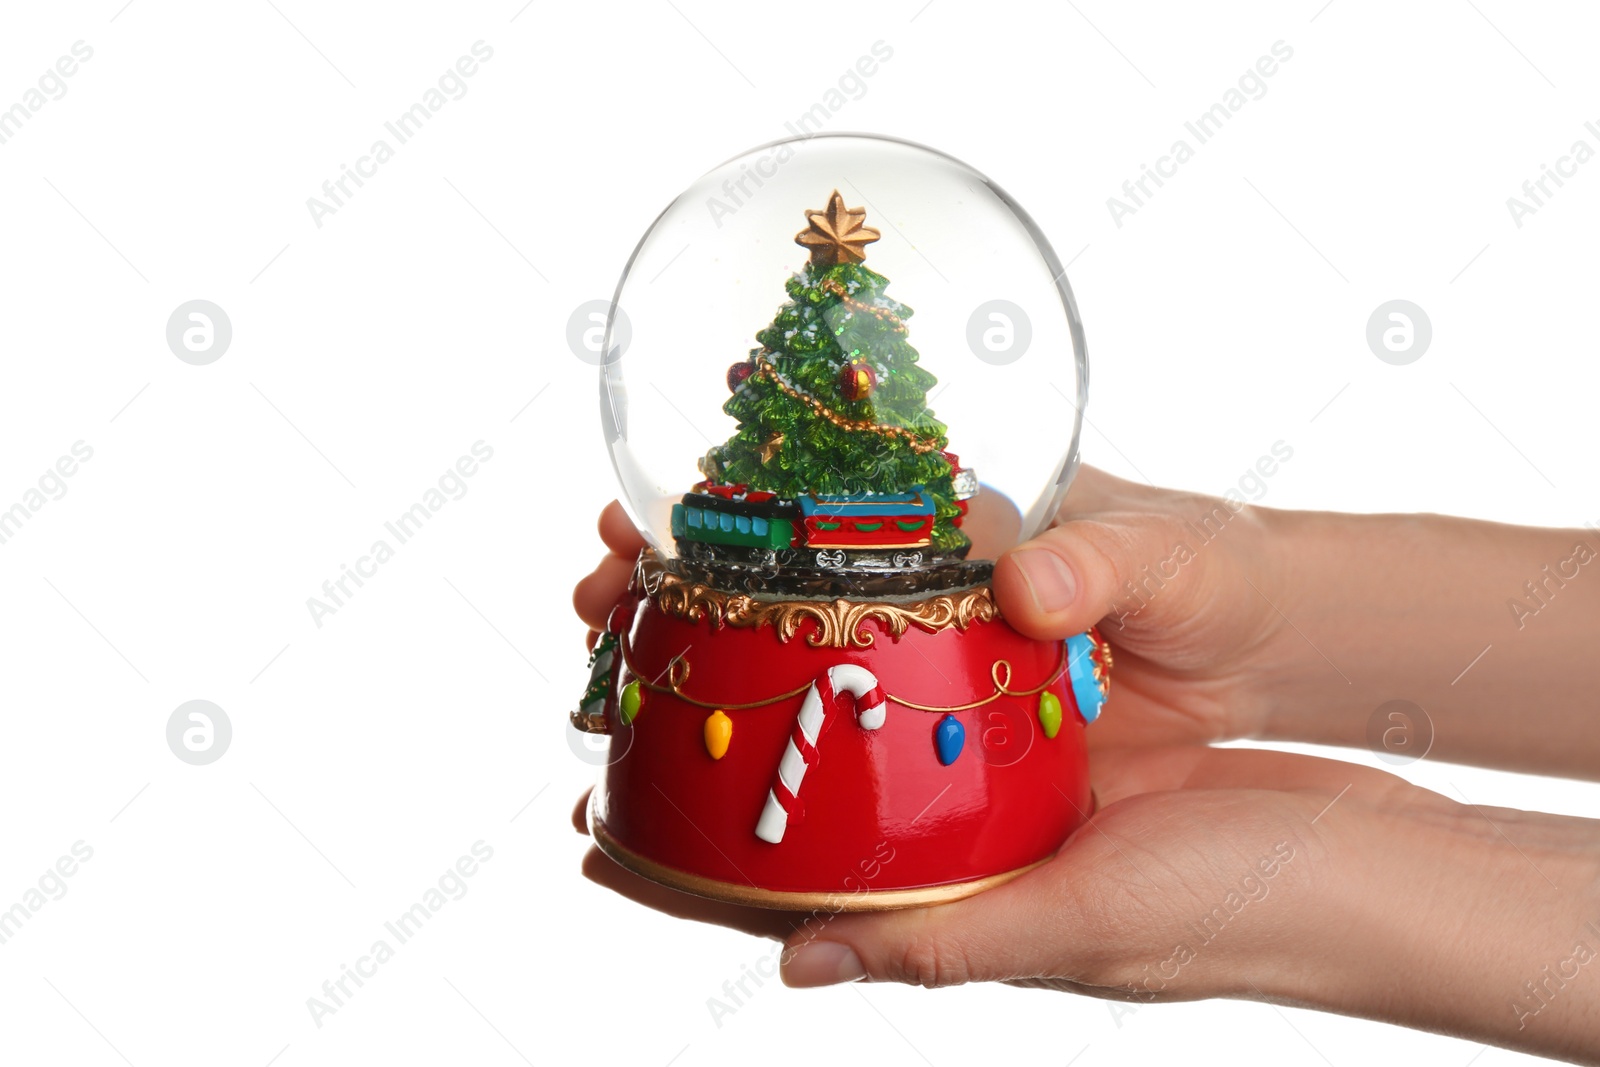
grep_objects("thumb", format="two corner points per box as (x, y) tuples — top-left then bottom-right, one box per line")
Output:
(993, 514), (1193, 642)
(779, 873), (1085, 989)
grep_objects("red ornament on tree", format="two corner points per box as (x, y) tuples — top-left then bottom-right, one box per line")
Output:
(838, 360), (877, 401)
(726, 359), (755, 392)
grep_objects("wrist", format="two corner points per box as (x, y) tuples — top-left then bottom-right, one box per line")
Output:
(1246, 508), (1600, 777)
(1262, 794), (1600, 1060)
(1221, 502), (1358, 739)
(1243, 507), (1445, 743)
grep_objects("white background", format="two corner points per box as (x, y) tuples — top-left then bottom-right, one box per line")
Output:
(1, 1), (1596, 1064)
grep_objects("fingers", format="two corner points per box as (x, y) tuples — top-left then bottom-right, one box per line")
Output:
(963, 467), (1148, 560)
(960, 488), (1023, 561)
(1056, 464), (1151, 515)
(992, 464), (1181, 642)
(780, 861), (1084, 988)
(1085, 744), (1408, 809)
(778, 745), (1397, 992)
(993, 514), (1183, 641)
(770, 751), (1203, 991)
(995, 495), (1271, 657)
(1000, 465), (1265, 643)
(573, 553), (636, 631)
(598, 500), (647, 558)
(573, 502), (645, 636)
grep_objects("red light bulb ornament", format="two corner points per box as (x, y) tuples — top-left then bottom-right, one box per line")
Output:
(838, 359), (877, 402)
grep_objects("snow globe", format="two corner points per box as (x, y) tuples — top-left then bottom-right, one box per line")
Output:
(573, 134), (1110, 910)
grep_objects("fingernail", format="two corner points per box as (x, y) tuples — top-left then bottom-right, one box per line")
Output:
(1012, 549), (1077, 613)
(781, 941), (866, 987)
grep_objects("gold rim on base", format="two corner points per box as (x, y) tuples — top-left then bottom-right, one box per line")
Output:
(589, 812), (1050, 911)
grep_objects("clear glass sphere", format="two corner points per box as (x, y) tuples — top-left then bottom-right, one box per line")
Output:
(600, 133), (1086, 573)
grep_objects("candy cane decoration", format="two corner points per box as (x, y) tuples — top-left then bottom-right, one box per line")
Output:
(755, 664), (886, 844)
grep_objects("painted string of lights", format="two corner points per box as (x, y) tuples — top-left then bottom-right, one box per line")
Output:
(619, 631), (1069, 713)
(610, 628), (1103, 769)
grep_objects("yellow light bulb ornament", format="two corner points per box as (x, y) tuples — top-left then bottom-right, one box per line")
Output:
(703, 710), (732, 760)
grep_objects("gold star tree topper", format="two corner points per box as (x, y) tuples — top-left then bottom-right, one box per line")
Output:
(795, 190), (880, 267)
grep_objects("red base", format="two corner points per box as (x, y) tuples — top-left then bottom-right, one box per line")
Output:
(592, 578), (1094, 907)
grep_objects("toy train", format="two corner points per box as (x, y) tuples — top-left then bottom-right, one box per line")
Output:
(671, 462), (977, 570)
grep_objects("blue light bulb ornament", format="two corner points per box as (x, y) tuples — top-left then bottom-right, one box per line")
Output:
(1066, 632), (1108, 724)
(934, 714), (965, 766)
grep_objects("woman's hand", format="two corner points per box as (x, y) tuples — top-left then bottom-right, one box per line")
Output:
(985, 466), (1288, 749)
(576, 468), (1600, 777)
(569, 477), (1600, 1062)
(578, 746), (1600, 1064)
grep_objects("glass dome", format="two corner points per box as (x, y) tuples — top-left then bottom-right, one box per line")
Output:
(600, 133), (1086, 582)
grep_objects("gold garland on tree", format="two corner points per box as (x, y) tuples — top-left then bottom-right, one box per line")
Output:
(821, 276), (909, 334)
(754, 355), (944, 454)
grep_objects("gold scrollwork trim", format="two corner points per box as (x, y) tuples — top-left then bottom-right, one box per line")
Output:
(634, 553), (999, 649)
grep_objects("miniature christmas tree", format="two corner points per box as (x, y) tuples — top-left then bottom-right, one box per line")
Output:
(700, 191), (969, 554)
